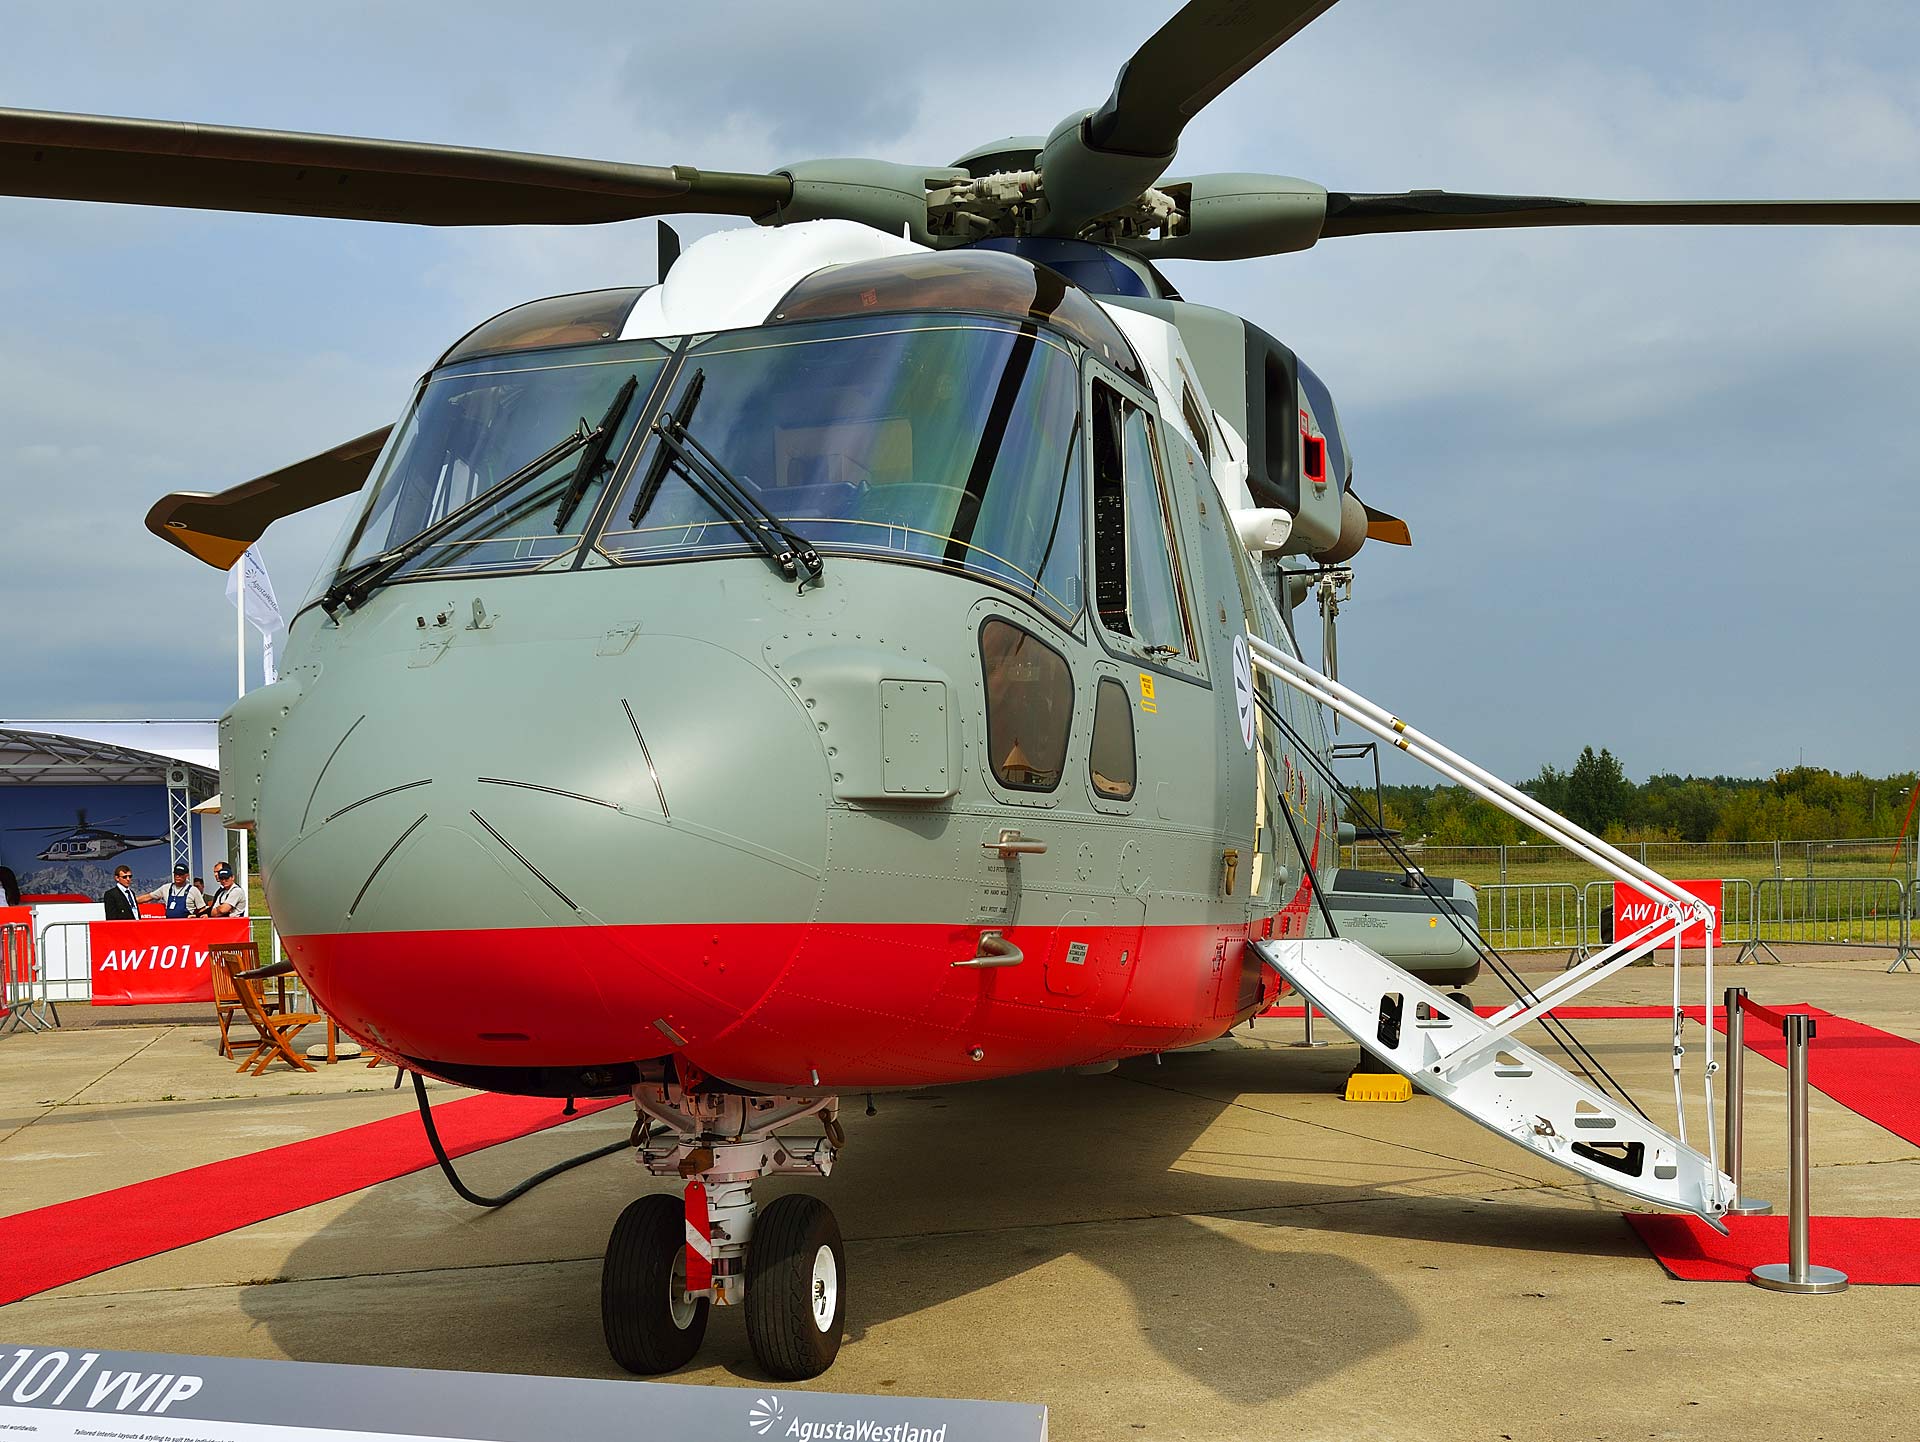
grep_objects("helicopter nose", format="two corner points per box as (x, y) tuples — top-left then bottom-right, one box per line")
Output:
(263, 629), (831, 1071)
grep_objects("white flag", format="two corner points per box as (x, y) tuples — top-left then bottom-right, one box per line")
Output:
(226, 544), (284, 685)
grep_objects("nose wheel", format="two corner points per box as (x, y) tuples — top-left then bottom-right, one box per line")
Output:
(601, 1079), (846, 1379)
(746, 1194), (846, 1380)
(602, 1194), (710, 1373)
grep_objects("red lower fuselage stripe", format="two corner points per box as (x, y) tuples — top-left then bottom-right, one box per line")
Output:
(286, 912), (1312, 1088)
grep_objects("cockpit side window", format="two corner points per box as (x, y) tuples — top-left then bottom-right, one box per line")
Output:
(1090, 378), (1197, 661)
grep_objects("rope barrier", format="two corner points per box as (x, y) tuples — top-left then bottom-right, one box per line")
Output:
(1736, 995), (1817, 1037)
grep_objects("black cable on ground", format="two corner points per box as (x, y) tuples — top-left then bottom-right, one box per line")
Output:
(1251, 688), (1650, 1120)
(412, 1071), (631, 1208)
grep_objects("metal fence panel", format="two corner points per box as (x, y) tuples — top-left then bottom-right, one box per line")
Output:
(36, 920), (94, 1002)
(1473, 882), (1583, 951)
(1753, 878), (1907, 953)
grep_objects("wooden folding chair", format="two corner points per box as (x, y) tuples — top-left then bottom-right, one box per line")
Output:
(215, 953), (324, 1075)
(209, 942), (281, 1058)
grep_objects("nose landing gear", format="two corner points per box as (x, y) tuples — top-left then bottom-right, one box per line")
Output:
(601, 1079), (845, 1380)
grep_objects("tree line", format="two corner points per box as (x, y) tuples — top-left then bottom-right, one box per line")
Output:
(1367, 749), (1918, 845)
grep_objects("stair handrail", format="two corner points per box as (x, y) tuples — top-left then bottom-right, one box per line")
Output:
(1245, 631), (1719, 1163)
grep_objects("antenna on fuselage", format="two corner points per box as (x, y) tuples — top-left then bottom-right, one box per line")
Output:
(657, 221), (681, 282)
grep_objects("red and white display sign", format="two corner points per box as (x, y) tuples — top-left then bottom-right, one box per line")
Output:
(1612, 878), (1722, 949)
(89, 918), (251, 1004)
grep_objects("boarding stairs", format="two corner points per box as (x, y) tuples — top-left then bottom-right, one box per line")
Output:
(1243, 633), (1735, 1227)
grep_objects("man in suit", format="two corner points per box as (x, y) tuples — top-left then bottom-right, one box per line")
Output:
(102, 864), (140, 920)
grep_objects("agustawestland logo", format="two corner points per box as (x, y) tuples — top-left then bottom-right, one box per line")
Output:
(747, 1395), (948, 1442)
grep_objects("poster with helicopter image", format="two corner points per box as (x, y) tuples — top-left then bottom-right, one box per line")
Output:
(0, 784), (171, 899)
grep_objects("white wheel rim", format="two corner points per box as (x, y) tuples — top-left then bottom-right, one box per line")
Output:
(808, 1244), (838, 1332)
(668, 1245), (697, 1329)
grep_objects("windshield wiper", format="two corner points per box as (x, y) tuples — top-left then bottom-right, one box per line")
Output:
(322, 423), (594, 619)
(552, 372), (640, 531)
(626, 368), (824, 588)
(625, 368), (706, 529)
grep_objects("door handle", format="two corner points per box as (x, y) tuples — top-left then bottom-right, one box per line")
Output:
(985, 829), (1046, 859)
(953, 930), (1023, 969)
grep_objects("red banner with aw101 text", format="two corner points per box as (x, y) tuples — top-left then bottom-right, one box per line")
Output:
(88, 918), (252, 1004)
(1612, 878), (1722, 949)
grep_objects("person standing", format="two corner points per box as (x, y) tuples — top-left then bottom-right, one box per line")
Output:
(0, 866), (20, 907)
(102, 865), (141, 920)
(138, 863), (206, 918)
(207, 862), (247, 918)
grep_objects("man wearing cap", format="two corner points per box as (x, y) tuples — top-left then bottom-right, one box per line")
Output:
(137, 864), (207, 919)
(208, 862), (248, 919)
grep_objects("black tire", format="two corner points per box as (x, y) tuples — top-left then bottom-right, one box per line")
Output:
(602, 1194), (709, 1374)
(745, 1194), (846, 1380)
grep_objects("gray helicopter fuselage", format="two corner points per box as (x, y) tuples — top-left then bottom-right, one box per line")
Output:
(220, 225), (1338, 1097)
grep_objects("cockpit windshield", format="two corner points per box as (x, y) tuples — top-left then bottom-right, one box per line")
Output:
(334, 342), (669, 581)
(601, 316), (1084, 624)
(324, 312), (1087, 628)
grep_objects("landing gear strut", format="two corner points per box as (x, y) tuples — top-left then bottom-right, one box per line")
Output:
(600, 1074), (845, 1380)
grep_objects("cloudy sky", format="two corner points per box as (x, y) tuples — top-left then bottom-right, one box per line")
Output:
(2, 0), (1915, 784)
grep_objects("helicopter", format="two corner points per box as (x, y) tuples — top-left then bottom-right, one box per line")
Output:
(5, 0), (1919, 1386)
(9, 809), (168, 864)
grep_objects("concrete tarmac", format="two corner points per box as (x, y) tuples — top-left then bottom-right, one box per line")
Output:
(3, 954), (1916, 1441)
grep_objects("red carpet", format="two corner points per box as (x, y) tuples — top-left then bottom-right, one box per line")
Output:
(1710, 1007), (1920, 1151)
(0, 1092), (622, 1306)
(1627, 1213), (1920, 1284)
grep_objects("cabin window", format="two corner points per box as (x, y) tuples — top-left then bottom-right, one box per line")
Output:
(1089, 678), (1136, 801)
(980, 618), (1072, 792)
(1091, 379), (1195, 659)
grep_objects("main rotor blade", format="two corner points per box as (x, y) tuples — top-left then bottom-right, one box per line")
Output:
(0, 108), (791, 226)
(1089, 0), (1341, 159)
(147, 426), (392, 570)
(1036, 0), (1339, 236)
(1322, 191), (1920, 238)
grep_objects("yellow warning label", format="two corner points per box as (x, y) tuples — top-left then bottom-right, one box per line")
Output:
(1138, 672), (1157, 713)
